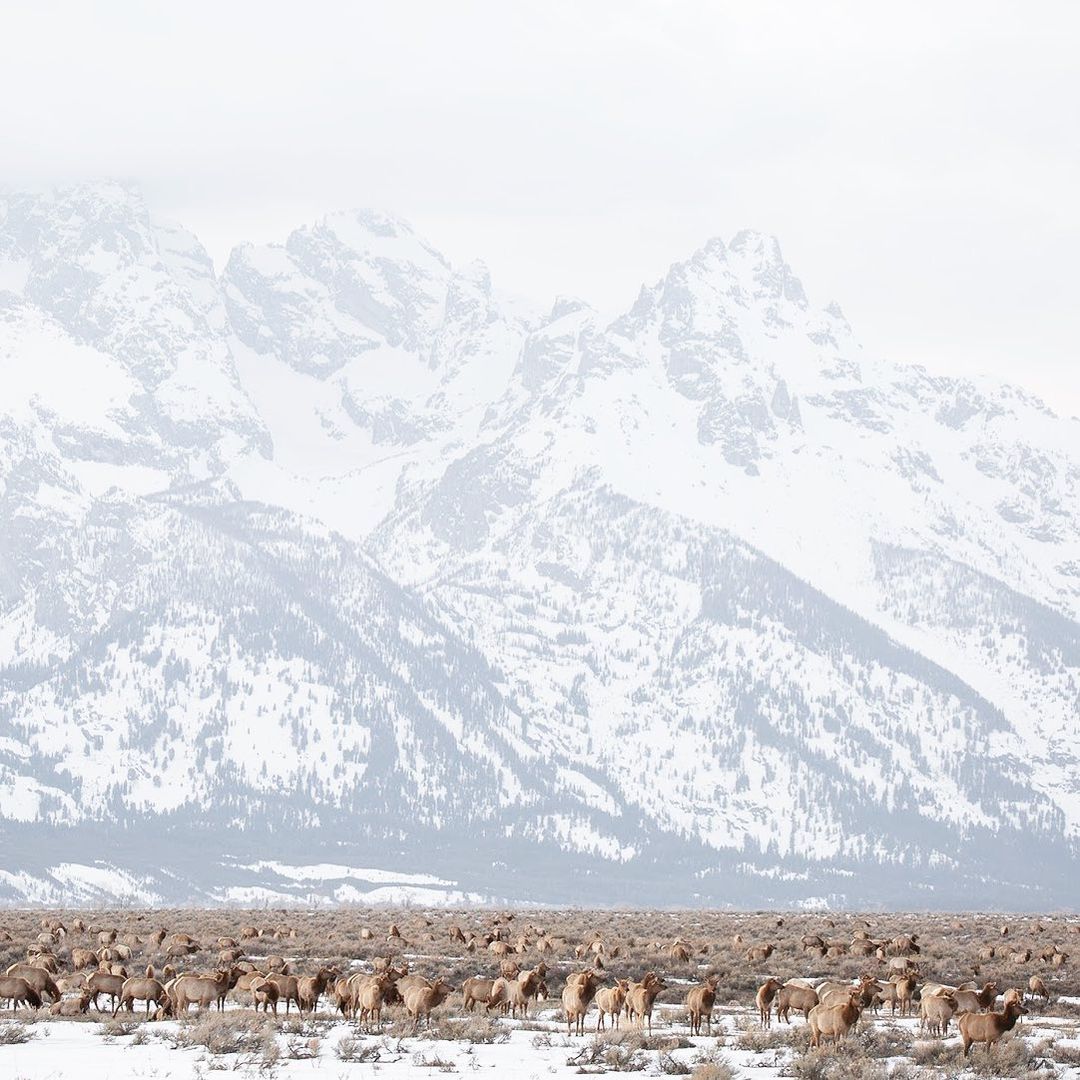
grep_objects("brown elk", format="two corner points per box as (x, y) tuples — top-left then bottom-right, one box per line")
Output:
(686, 975), (720, 1036)
(808, 991), (861, 1048)
(562, 970), (604, 1036)
(0, 976), (41, 1011)
(756, 977), (783, 1028)
(959, 1000), (1028, 1056)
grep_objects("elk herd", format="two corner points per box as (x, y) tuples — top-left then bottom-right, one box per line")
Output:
(0, 912), (1072, 1062)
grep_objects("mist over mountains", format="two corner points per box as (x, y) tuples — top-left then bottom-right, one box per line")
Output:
(0, 182), (1077, 909)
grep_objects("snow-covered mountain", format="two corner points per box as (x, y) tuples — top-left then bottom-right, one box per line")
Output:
(1, 182), (1077, 909)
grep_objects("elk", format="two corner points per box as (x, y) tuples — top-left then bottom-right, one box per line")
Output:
(0, 975), (41, 1011)
(173, 971), (233, 1013)
(686, 975), (720, 1035)
(265, 972), (301, 1013)
(959, 1000), (1028, 1056)
(919, 991), (958, 1036)
(562, 970), (604, 1036)
(626, 973), (667, 1034)
(353, 973), (395, 1030)
(756, 977), (783, 1028)
(297, 968), (337, 1015)
(6, 963), (59, 1004)
(462, 976), (496, 1012)
(50, 992), (92, 1016)
(402, 979), (454, 1027)
(114, 976), (167, 1017)
(86, 970), (126, 1012)
(250, 976), (280, 1015)
(595, 979), (629, 1031)
(776, 982), (818, 1023)
(808, 991), (861, 1048)
(951, 982), (1000, 1014)
(71, 948), (98, 971)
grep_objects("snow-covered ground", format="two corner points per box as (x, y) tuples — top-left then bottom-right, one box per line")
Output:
(2, 1000), (1078, 1079)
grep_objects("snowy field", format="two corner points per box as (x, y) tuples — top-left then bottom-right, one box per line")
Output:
(3, 999), (1080, 1080)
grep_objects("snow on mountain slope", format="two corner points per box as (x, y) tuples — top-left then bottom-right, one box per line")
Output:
(220, 210), (535, 539)
(0, 183), (1077, 907)
(0, 183), (266, 472)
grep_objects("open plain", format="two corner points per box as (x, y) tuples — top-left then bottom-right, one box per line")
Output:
(1, 907), (1079, 1079)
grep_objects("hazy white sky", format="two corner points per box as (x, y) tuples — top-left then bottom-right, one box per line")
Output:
(3, 0), (1078, 410)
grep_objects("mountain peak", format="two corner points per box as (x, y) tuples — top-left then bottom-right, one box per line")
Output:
(549, 295), (592, 321)
(729, 228), (784, 263)
(2, 193), (1079, 909)
(303, 208), (452, 273)
(728, 228), (807, 309)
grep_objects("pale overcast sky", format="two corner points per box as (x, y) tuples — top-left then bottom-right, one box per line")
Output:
(3, 1), (1078, 411)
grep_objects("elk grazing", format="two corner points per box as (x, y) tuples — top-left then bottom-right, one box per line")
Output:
(885, 955), (919, 977)
(71, 947), (98, 971)
(6, 963), (59, 1004)
(1028, 976), (1050, 1004)
(959, 1000), (1028, 1056)
(0, 975), (41, 1011)
(27, 949), (59, 972)
(893, 934), (920, 955)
